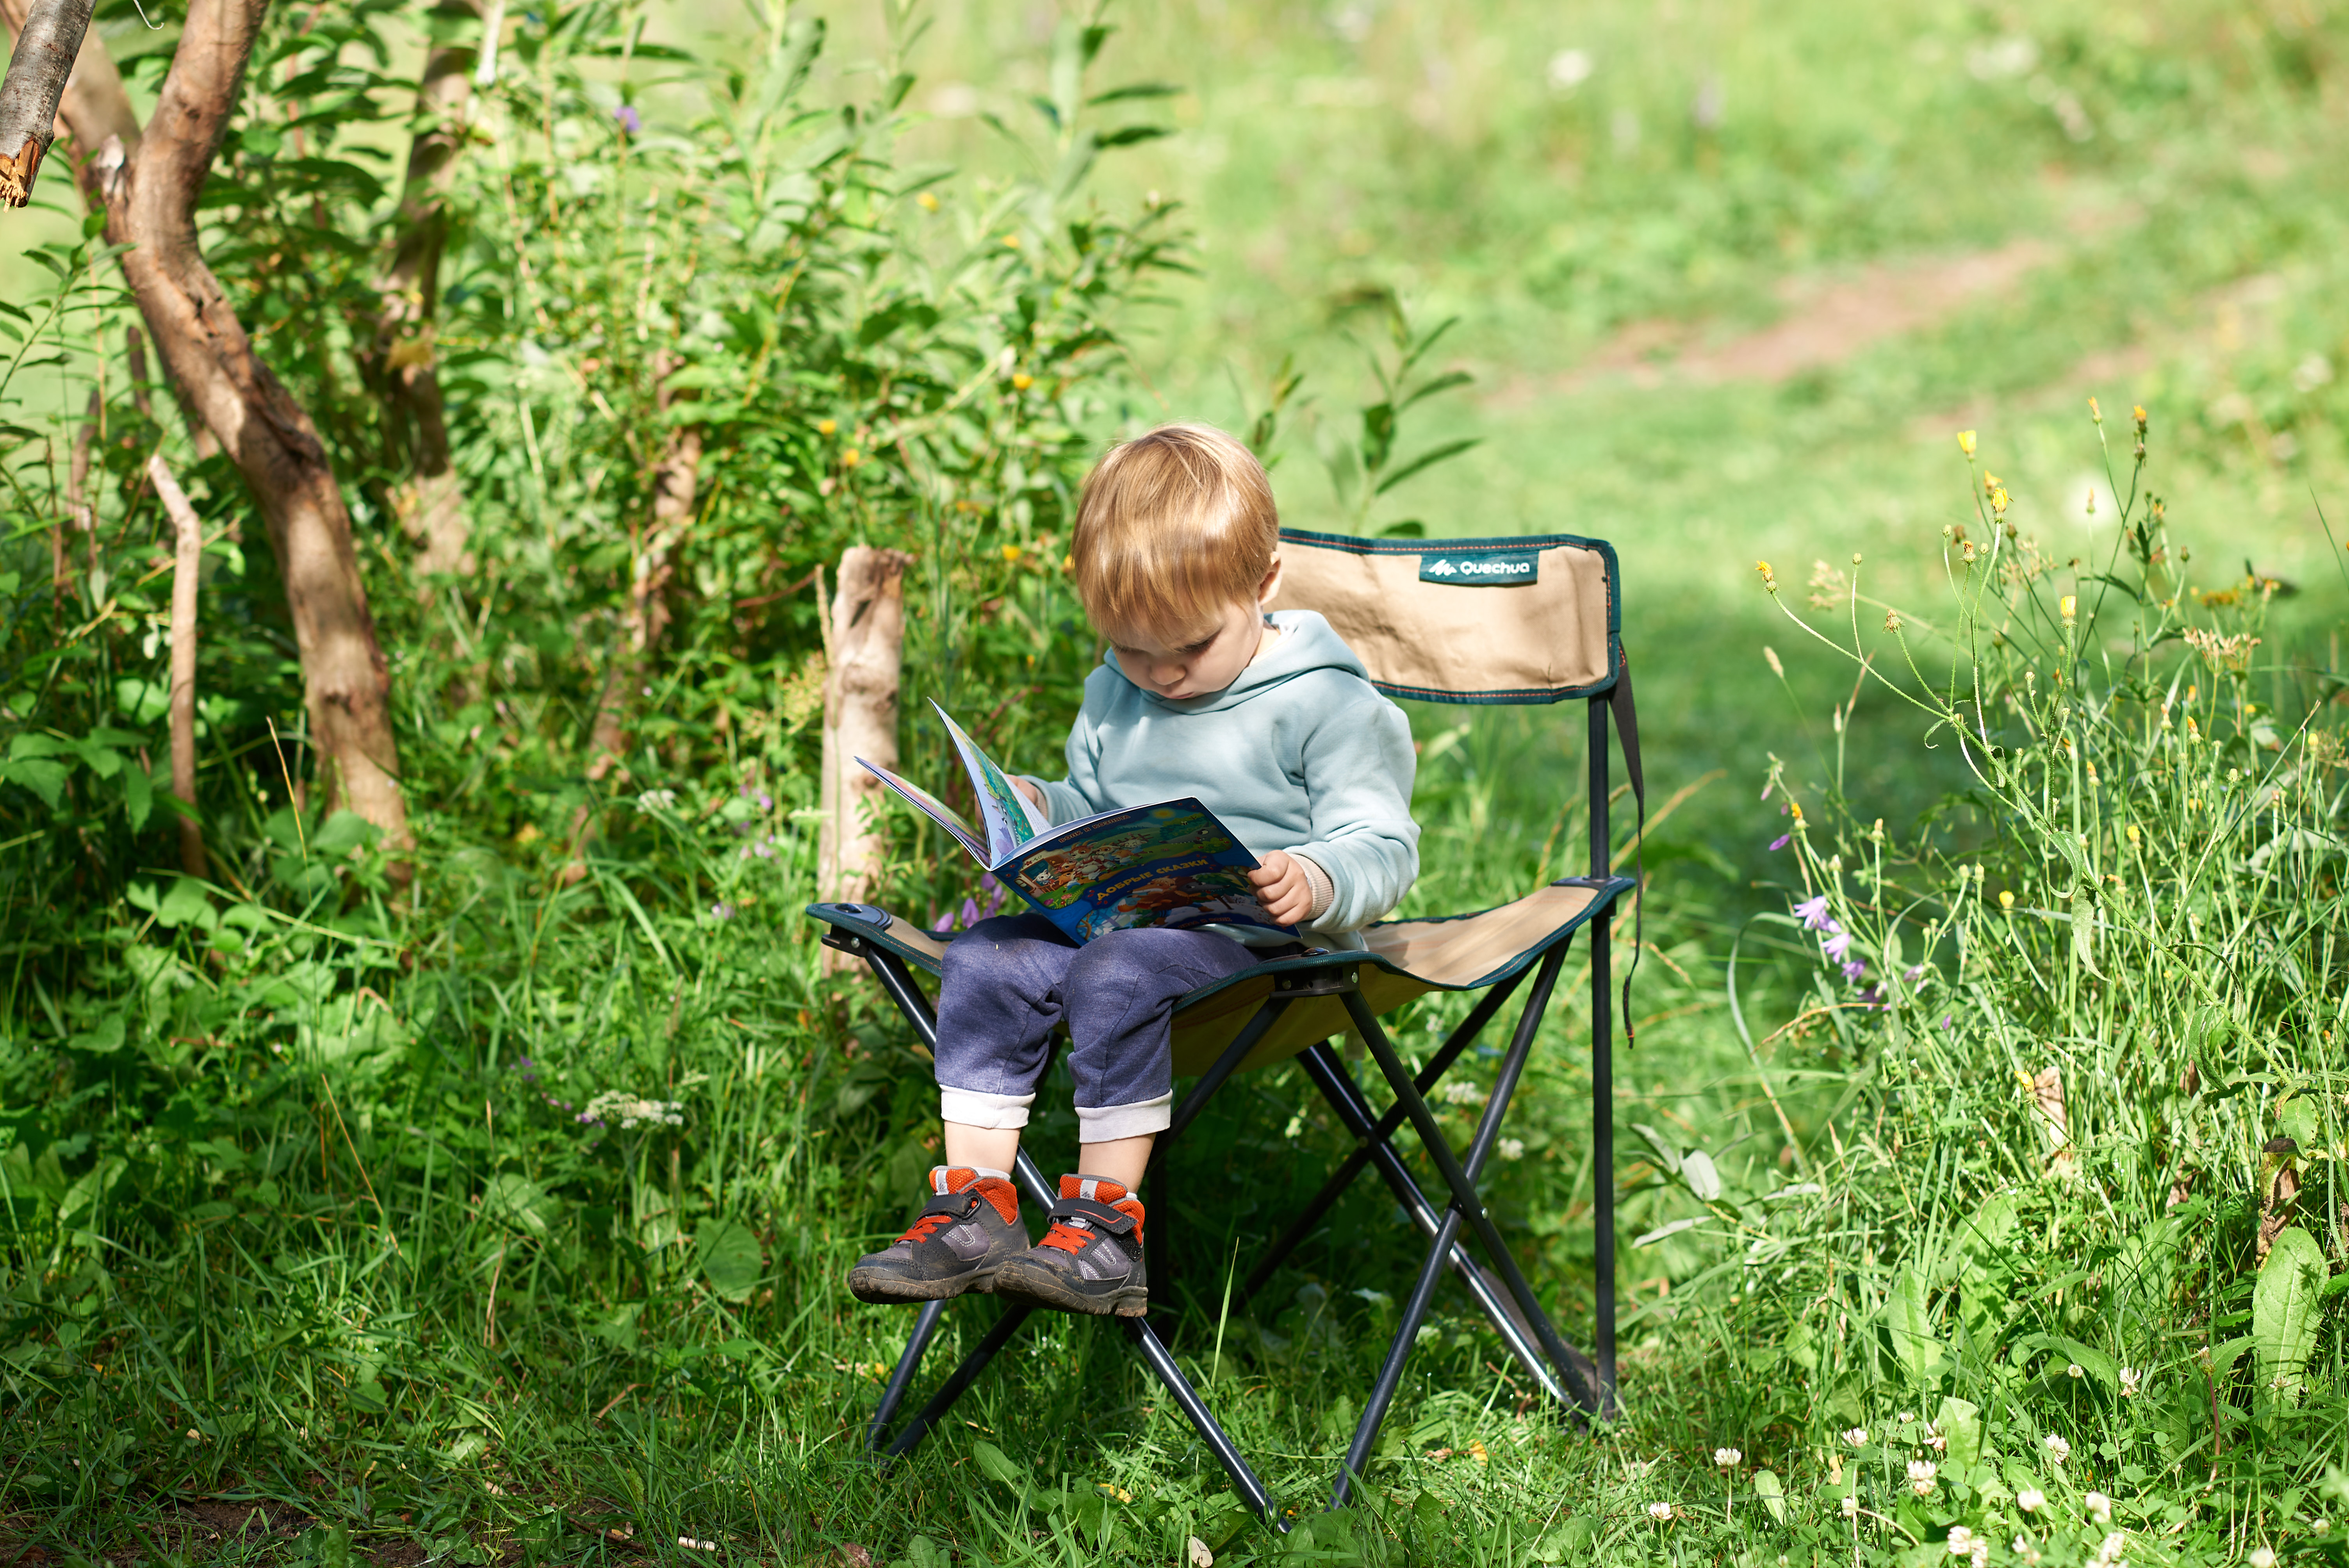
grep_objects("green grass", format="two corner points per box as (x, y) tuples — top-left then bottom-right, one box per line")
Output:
(4, 0), (2349, 1562)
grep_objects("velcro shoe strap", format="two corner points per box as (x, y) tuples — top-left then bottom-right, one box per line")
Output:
(919, 1191), (983, 1222)
(1047, 1196), (1137, 1236)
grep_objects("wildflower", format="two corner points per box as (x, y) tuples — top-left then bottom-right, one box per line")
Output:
(1904, 965), (1925, 984)
(1843, 1427), (1869, 1447)
(1948, 1527), (1977, 1556)
(842, 447), (862, 467)
(2042, 1433), (2070, 1464)
(1756, 560), (1776, 590)
(1923, 1422), (1946, 1451)
(711, 902), (735, 921)
(1498, 1137), (1526, 1160)
(2017, 1490), (2046, 1514)
(1885, 610), (1903, 633)
(2085, 1493), (2112, 1525)
(1841, 959), (1867, 982)
(1823, 931), (1853, 962)
(1989, 488), (2010, 517)
(1841, 1495), (1860, 1520)
(1998, 891), (2016, 910)
(818, 419), (838, 436)
(2089, 397), (2101, 424)
(1859, 986), (1884, 1006)
(636, 788), (677, 812)
(2248, 1550), (2275, 1568)
(2095, 1531), (2127, 1567)
(1769, 834), (1791, 850)
(2067, 1363), (2085, 1379)
(1011, 372), (1034, 391)
(1714, 1448), (1742, 1468)
(917, 191), (940, 211)
(613, 105), (641, 134)
(2132, 404), (2147, 433)
(2060, 595), (2077, 620)
(2118, 1367), (2141, 1397)
(1001, 542), (1023, 563)
(1957, 430), (1978, 456)
(1649, 1502), (1675, 1522)
(1794, 894), (1833, 930)
(579, 1090), (685, 1130)
(1909, 1460), (1938, 1497)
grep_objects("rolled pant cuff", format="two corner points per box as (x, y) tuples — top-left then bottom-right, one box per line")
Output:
(1076, 1091), (1174, 1143)
(940, 1087), (1035, 1130)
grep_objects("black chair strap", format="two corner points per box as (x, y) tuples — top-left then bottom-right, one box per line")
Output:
(1048, 1195), (1138, 1236)
(1611, 653), (1647, 1047)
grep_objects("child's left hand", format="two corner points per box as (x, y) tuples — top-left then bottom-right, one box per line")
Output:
(1248, 851), (1314, 927)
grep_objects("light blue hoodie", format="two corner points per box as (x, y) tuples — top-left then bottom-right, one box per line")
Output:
(1021, 610), (1419, 947)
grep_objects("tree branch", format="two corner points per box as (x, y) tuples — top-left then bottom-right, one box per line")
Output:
(0, 0), (135, 204)
(0, 0), (93, 205)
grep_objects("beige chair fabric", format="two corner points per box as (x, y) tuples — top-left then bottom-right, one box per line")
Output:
(1273, 528), (1616, 703)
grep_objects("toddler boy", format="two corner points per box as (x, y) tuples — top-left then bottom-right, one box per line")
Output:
(849, 423), (1419, 1316)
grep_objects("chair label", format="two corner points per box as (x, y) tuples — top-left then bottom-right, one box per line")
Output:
(1419, 549), (1539, 586)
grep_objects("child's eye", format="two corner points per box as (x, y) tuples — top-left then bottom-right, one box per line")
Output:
(1180, 634), (1216, 654)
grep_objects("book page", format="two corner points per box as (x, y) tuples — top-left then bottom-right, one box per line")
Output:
(934, 703), (1052, 864)
(855, 757), (991, 867)
(1000, 800), (1292, 942)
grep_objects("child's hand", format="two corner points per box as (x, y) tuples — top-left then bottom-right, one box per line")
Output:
(1012, 777), (1046, 811)
(1248, 850), (1314, 927)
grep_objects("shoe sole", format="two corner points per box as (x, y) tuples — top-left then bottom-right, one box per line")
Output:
(993, 1262), (1148, 1317)
(847, 1266), (1000, 1305)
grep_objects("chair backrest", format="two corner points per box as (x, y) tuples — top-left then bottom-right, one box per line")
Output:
(1273, 527), (1620, 705)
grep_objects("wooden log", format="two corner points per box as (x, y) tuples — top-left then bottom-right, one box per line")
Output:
(818, 546), (912, 941)
(147, 453), (206, 877)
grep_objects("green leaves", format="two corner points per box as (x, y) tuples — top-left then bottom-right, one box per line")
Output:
(1885, 1265), (1946, 1385)
(971, 1438), (1025, 1487)
(481, 1173), (561, 1239)
(694, 1217), (763, 1301)
(2254, 1226), (2324, 1403)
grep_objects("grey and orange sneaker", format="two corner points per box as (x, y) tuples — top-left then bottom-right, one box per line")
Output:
(848, 1167), (1027, 1304)
(993, 1175), (1148, 1317)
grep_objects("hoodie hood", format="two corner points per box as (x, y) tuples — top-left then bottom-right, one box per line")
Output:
(1108, 610), (1371, 715)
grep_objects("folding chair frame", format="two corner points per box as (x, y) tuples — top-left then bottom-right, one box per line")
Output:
(808, 692), (1633, 1522)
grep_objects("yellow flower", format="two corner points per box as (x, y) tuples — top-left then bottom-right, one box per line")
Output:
(1001, 543), (1023, 563)
(1002, 233), (1023, 250)
(1989, 488), (2010, 516)
(842, 447), (861, 467)
(1957, 429), (1977, 456)
(2060, 595), (2076, 620)
(817, 419), (838, 436)
(2125, 823), (2139, 844)
(1468, 1439), (1489, 1465)
(917, 191), (940, 211)
(1984, 473), (2000, 494)
(1061, 553), (1076, 572)
(1011, 372), (1034, 391)
(2088, 397), (2101, 424)
(2132, 404), (2148, 431)
(1998, 890), (2015, 909)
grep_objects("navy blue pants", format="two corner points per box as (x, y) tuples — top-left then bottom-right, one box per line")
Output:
(934, 914), (1264, 1143)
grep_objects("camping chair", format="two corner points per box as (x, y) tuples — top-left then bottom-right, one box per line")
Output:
(806, 525), (1644, 1521)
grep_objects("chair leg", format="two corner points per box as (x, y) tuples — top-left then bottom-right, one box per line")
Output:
(1237, 974), (1527, 1311)
(867, 1299), (952, 1451)
(1591, 907), (1618, 1415)
(1294, 1044), (1586, 1411)
(1123, 1315), (1288, 1531)
(1333, 1205), (1462, 1507)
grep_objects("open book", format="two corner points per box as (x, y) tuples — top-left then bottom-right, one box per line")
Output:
(858, 704), (1294, 944)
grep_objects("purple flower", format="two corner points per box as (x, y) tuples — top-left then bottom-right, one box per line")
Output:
(1769, 834), (1791, 851)
(1841, 959), (1866, 981)
(978, 872), (1006, 920)
(711, 901), (735, 921)
(959, 896), (981, 929)
(757, 791), (773, 811)
(1823, 931), (1853, 962)
(1858, 986), (1884, 1007)
(1793, 894), (1832, 930)
(1903, 965), (1924, 984)
(614, 104), (641, 134)
(1940, 1014), (1954, 1030)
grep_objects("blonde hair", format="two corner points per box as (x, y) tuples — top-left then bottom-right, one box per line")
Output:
(1071, 423), (1280, 642)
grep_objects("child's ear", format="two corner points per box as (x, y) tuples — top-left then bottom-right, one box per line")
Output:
(1258, 554), (1284, 608)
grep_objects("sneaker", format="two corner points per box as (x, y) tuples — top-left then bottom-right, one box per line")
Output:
(993, 1175), (1148, 1317)
(848, 1167), (1027, 1304)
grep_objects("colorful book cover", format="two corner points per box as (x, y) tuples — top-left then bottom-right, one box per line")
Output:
(857, 706), (1294, 943)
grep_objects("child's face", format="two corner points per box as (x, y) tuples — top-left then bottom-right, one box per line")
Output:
(1110, 559), (1283, 702)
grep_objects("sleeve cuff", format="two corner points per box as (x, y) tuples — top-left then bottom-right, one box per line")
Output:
(1294, 854), (1334, 923)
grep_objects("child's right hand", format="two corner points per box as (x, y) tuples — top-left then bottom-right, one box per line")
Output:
(1012, 777), (1046, 811)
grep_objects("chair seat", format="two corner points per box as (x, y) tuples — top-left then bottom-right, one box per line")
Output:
(809, 874), (1633, 1078)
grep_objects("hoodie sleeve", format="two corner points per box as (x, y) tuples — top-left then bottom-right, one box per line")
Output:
(1019, 664), (1114, 825)
(1288, 682), (1420, 932)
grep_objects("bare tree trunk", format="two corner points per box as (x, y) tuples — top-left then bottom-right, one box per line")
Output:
(372, 0), (477, 581)
(29, 0), (411, 856)
(818, 546), (911, 948)
(148, 454), (207, 876)
(0, 0), (91, 206)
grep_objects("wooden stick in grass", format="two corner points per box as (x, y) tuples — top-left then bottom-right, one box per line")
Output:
(0, 0), (93, 206)
(148, 453), (207, 877)
(818, 545), (911, 956)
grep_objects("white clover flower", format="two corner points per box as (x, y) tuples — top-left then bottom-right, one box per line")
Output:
(1841, 1495), (1860, 1520)
(1971, 1541), (1990, 1568)
(635, 789), (678, 812)
(2013, 1538), (2041, 1566)
(2094, 1531), (2127, 1567)
(1498, 1137), (1526, 1160)
(2066, 1363), (2085, 1379)
(2248, 1548), (2276, 1568)
(1844, 1427), (1870, 1447)
(1648, 1501), (1675, 1522)
(1909, 1460), (1939, 1497)
(2117, 1367), (2141, 1397)
(2085, 1492), (2112, 1525)
(579, 1090), (686, 1130)
(2017, 1489), (2046, 1513)
(1715, 1447), (1743, 1468)
(1947, 1527), (1977, 1556)
(1900, 1411), (1917, 1424)
(1925, 1422), (1947, 1451)
(2042, 1433), (2071, 1464)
